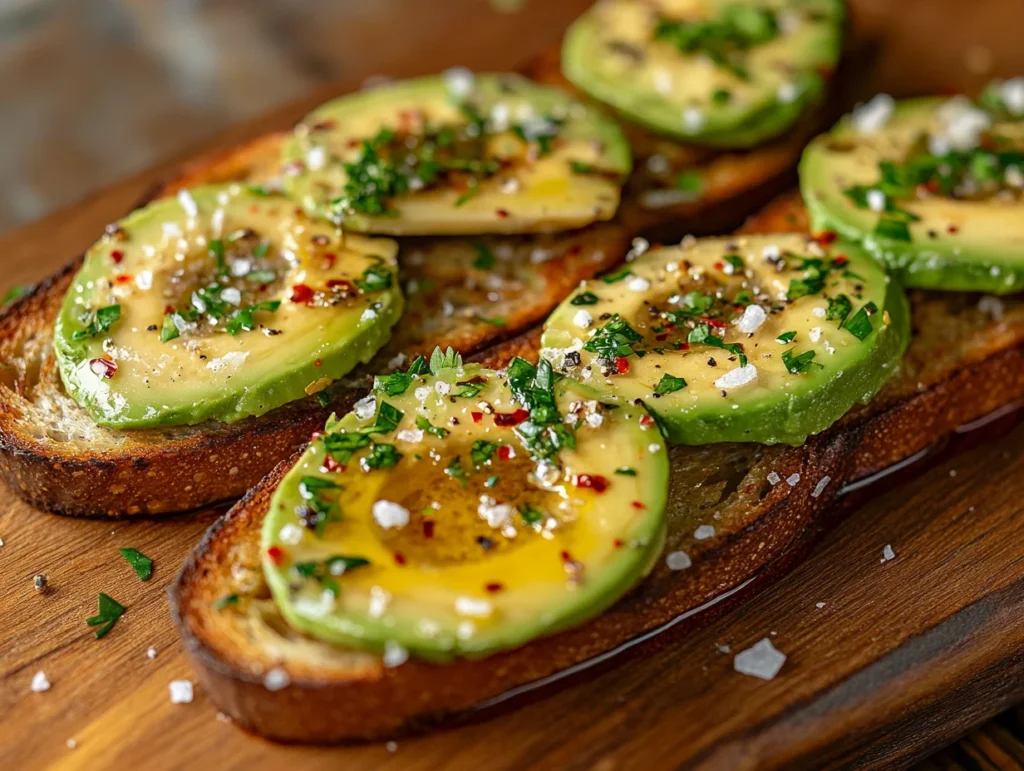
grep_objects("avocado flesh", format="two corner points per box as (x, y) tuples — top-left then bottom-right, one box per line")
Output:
(262, 364), (668, 659)
(54, 185), (403, 429)
(281, 73), (632, 235)
(562, 0), (843, 148)
(542, 233), (910, 445)
(801, 97), (1024, 293)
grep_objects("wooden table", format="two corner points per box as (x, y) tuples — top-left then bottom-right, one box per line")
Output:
(4, 1), (1024, 769)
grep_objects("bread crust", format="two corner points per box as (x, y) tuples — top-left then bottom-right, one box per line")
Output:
(171, 192), (1024, 742)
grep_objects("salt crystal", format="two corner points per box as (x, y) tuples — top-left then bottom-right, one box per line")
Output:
(30, 671), (50, 693)
(694, 525), (716, 540)
(786, 473), (801, 487)
(811, 476), (831, 498)
(715, 364), (758, 389)
(455, 596), (493, 617)
(736, 305), (767, 334)
(851, 94), (894, 133)
(882, 544), (896, 562)
(767, 471), (781, 485)
(866, 189), (886, 212)
(665, 550), (692, 570)
(734, 638), (786, 680)
(573, 309), (593, 329)
(682, 106), (706, 132)
(169, 680), (193, 704)
(147, 647), (157, 660)
(442, 67), (475, 99)
(353, 395), (377, 420)
(815, 602), (826, 609)
(263, 667), (290, 691)
(383, 640), (409, 668)
(278, 523), (304, 545)
(627, 276), (651, 292)
(373, 500), (410, 529)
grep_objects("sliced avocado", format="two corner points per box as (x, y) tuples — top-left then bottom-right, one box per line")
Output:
(542, 234), (909, 445)
(801, 89), (1024, 292)
(261, 353), (667, 659)
(281, 72), (632, 235)
(562, 0), (843, 148)
(54, 185), (403, 429)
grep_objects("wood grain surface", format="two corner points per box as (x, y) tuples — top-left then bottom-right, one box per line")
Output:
(4, 1), (1024, 769)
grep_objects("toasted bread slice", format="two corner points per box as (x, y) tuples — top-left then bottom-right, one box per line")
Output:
(171, 193), (1024, 742)
(0, 181), (626, 516)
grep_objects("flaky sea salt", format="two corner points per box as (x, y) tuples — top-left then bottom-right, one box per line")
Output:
(665, 551), (692, 570)
(169, 680), (193, 704)
(734, 638), (786, 680)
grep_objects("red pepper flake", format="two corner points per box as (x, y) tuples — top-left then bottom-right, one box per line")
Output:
(655, 333), (669, 342)
(89, 357), (117, 379)
(322, 253), (337, 269)
(832, 255), (849, 267)
(495, 208), (510, 219)
(613, 539), (624, 548)
(714, 261), (725, 271)
(575, 474), (609, 493)
(813, 230), (838, 246)
(266, 545), (285, 565)
(615, 356), (630, 374)
(422, 520), (435, 539)
(110, 250), (124, 264)
(565, 244), (582, 258)
(631, 501), (647, 510)
(560, 550), (573, 563)
(485, 582), (504, 593)
(163, 304), (175, 315)
(393, 552), (407, 566)
(314, 359), (322, 367)
(639, 414), (655, 428)
(321, 455), (344, 473)
(290, 283), (315, 304)
(114, 274), (133, 284)
(494, 408), (529, 427)
(471, 411), (483, 424)
(497, 445), (514, 461)
(948, 224), (960, 234)
(676, 342), (690, 352)
(703, 317), (727, 329)
(311, 430), (324, 440)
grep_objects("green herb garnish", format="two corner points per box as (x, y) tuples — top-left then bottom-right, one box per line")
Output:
(119, 548), (153, 581)
(654, 373), (688, 395)
(86, 593), (126, 639)
(571, 291), (600, 306)
(73, 304), (121, 341)
(782, 348), (822, 374)
(416, 414), (449, 439)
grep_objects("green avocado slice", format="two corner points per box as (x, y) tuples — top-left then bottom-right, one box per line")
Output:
(261, 355), (668, 660)
(542, 233), (909, 446)
(801, 88), (1024, 292)
(562, 0), (843, 148)
(281, 72), (632, 235)
(54, 185), (403, 429)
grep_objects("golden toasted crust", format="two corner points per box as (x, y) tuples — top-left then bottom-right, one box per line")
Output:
(172, 193), (1024, 742)
(156, 132), (287, 197)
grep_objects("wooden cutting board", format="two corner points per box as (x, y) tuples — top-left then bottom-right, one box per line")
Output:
(4, 1), (1024, 769)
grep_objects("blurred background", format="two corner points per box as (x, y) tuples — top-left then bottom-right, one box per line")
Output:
(2, 0), (1024, 237)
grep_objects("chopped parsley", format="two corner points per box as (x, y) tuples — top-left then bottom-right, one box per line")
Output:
(615, 467), (637, 476)
(508, 357), (575, 463)
(225, 300), (281, 335)
(429, 346), (463, 374)
(415, 414), (449, 439)
(826, 294), (853, 325)
(654, 5), (779, 80)
(676, 171), (703, 194)
(571, 291), (600, 306)
(86, 593), (126, 639)
(518, 503), (545, 526)
(584, 314), (644, 359)
(293, 555), (370, 596)
(213, 593), (240, 610)
(355, 264), (393, 292)
(570, 160), (595, 174)
(843, 301), (878, 341)
(470, 439), (498, 468)
(374, 355), (428, 396)
(477, 315), (506, 326)
(688, 323), (747, 366)
(2, 284), (28, 305)
(600, 264), (633, 284)
(298, 476), (341, 535)
(472, 243), (495, 270)
(73, 304), (121, 341)
(362, 442), (402, 470)
(654, 373), (688, 395)
(445, 455), (467, 484)
(775, 330), (797, 344)
(782, 348), (822, 374)
(875, 216), (911, 242)
(119, 548), (153, 581)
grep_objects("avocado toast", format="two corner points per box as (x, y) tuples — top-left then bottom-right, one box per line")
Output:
(172, 188), (1024, 741)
